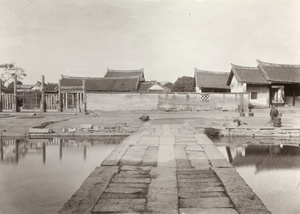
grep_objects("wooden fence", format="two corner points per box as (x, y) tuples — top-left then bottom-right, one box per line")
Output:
(22, 93), (41, 110)
(45, 93), (59, 111)
(0, 93), (60, 112)
(62, 92), (84, 112)
(1, 94), (15, 111)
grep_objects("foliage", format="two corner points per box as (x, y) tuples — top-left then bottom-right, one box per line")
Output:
(171, 76), (195, 92)
(163, 82), (173, 89)
(0, 63), (26, 86)
(7, 81), (23, 89)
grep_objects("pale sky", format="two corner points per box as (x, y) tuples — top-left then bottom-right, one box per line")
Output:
(1, 0), (300, 85)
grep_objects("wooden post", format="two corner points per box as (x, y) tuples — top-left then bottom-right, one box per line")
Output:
(15, 139), (19, 163)
(79, 92), (82, 112)
(62, 93), (65, 111)
(269, 85), (272, 107)
(59, 139), (63, 160)
(65, 93), (68, 111)
(40, 75), (45, 112)
(0, 132), (3, 161)
(58, 80), (62, 112)
(72, 94), (75, 109)
(13, 74), (17, 112)
(76, 93), (80, 112)
(42, 142), (46, 164)
(293, 85), (296, 107)
(0, 79), (2, 112)
(226, 147), (233, 163)
(240, 93), (244, 113)
(82, 79), (86, 113)
(83, 146), (87, 160)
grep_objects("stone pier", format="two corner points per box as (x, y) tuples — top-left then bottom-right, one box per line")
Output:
(59, 120), (271, 214)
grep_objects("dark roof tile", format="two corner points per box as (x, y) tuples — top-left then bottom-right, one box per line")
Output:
(257, 60), (300, 83)
(60, 76), (140, 92)
(105, 68), (145, 81)
(229, 64), (269, 85)
(194, 69), (230, 89)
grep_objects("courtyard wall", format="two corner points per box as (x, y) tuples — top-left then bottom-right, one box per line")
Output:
(86, 92), (248, 112)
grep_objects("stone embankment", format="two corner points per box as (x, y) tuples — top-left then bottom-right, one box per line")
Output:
(59, 120), (271, 214)
(204, 126), (300, 138)
(27, 123), (137, 138)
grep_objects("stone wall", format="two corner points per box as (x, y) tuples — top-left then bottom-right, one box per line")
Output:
(86, 92), (248, 112)
(87, 93), (159, 111)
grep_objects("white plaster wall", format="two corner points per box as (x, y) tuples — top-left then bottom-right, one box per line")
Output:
(86, 92), (249, 112)
(247, 85), (269, 107)
(87, 93), (159, 111)
(229, 76), (246, 93)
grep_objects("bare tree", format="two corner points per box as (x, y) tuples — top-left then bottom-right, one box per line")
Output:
(0, 63), (27, 86)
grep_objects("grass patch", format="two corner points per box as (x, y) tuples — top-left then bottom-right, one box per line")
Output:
(204, 127), (220, 136)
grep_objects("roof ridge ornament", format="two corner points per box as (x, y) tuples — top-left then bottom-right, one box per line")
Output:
(231, 63), (258, 70)
(257, 60), (300, 67)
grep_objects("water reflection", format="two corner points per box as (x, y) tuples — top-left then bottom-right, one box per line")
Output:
(0, 136), (123, 214)
(222, 143), (300, 173)
(0, 137), (123, 165)
(212, 137), (300, 214)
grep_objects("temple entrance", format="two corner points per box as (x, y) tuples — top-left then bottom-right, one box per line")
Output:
(271, 86), (285, 105)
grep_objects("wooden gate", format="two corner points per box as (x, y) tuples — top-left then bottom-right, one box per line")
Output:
(45, 93), (59, 111)
(1, 94), (15, 111)
(62, 92), (84, 112)
(22, 93), (41, 110)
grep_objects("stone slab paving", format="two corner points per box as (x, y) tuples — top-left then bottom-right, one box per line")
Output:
(179, 208), (238, 214)
(59, 166), (118, 214)
(60, 121), (271, 214)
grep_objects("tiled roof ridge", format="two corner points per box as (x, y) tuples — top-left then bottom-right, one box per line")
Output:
(194, 68), (228, 74)
(61, 74), (104, 79)
(256, 61), (270, 81)
(107, 68), (144, 72)
(230, 64), (242, 82)
(94, 76), (140, 80)
(256, 59), (300, 67)
(61, 75), (140, 80)
(231, 63), (258, 70)
(230, 63), (269, 84)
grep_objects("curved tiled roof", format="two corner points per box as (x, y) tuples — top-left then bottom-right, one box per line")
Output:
(105, 68), (145, 81)
(60, 76), (140, 92)
(194, 68), (230, 89)
(228, 64), (269, 85)
(257, 60), (300, 83)
(61, 78), (83, 87)
(94, 76), (139, 92)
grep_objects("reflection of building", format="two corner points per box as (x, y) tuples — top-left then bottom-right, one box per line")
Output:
(225, 145), (300, 173)
(1, 137), (125, 164)
(0, 139), (28, 163)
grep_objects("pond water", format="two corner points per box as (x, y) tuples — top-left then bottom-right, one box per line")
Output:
(0, 137), (124, 214)
(210, 137), (300, 214)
